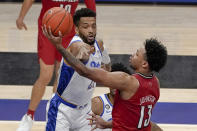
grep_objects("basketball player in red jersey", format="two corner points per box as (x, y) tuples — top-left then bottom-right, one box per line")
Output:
(91, 63), (163, 131)
(16, 0), (96, 130)
(43, 32), (167, 131)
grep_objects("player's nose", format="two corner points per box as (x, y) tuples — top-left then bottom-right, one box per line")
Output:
(88, 27), (94, 33)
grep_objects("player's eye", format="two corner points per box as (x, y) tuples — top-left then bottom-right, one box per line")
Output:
(82, 26), (88, 29)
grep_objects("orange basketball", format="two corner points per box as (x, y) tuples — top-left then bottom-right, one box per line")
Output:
(42, 7), (73, 37)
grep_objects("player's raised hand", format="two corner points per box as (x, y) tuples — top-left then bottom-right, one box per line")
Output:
(76, 43), (95, 62)
(16, 17), (27, 30)
(42, 25), (62, 47)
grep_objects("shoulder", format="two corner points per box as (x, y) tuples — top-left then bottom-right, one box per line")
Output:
(70, 35), (82, 44)
(127, 75), (140, 92)
(92, 96), (103, 107)
(120, 75), (140, 100)
(69, 41), (83, 48)
(131, 75), (140, 86)
(68, 41), (82, 51)
(91, 96), (104, 115)
(67, 41), (86, 56)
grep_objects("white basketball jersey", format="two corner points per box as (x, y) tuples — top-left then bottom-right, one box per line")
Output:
(95, 94), (113, 131)
(57, 35), (102, 106)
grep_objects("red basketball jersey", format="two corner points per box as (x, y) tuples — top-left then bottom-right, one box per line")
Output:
(112, 73), (160, 131)
(38, 0), (96, 40)
(39, 0), (96, 19)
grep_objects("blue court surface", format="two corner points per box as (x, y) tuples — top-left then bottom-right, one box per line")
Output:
(0, 99), (196, 124)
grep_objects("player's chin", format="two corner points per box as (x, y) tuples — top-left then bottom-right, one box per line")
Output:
(87, 39), (95, 45)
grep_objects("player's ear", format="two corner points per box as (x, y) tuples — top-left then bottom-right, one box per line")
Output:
(142, 60), (149, 69)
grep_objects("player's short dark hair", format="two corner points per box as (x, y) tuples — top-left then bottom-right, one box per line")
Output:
(144, 38), (167, 72)
(111, 63), (131, 75)
(73, 8), (96, 26)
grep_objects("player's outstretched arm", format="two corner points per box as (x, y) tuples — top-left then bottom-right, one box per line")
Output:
(43, 27), (132, 91)
(56, 43), (132, 91)
(16, 0), (34, 30)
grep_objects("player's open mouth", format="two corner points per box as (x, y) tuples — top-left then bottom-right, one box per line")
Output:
(88, 36), (94, 41)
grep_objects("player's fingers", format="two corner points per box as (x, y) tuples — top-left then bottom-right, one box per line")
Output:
(43, 25), (51, 40)
(87, 113), (93, 117)
(17, 23), (24, 30)
(16, 23), (21, 29)
(87, 118), (93, 121)
(42, 26), (46, 36)
(42, 25), (48, 37)
(91, 126), (97, 131)
(92, 121), (97, 124)
(23, 24), (27, 30)
(59, 31), (63, 38)
(76, 53), (82, 59)
(48, 26), (53, 38)
(88, 120), (94, 125)
(90, 113), (96, 117)
(87, 116), (96, 122)
(16, 20), (22, 30)
(17, 26), (22, 30)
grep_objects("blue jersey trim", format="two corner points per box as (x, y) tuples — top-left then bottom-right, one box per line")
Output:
(99, 96), (105, 117)
(55, 93), (77, 108)
(107, 118), (112, 121)
(105, 94), (113, 107)
(46, 95), (61, 131)
(57, 62), (75, 95)
(69, 40), (82, 46)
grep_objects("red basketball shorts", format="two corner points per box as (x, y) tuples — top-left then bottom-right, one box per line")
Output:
(37, 25), (74, 65)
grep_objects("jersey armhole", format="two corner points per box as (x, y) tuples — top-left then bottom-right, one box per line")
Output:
(98, 96), (105, 116)
(96, 40), (103, 56)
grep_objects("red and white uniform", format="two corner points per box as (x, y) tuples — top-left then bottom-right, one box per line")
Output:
(37, 0), (96, 64)
(112, 73), (160, 131)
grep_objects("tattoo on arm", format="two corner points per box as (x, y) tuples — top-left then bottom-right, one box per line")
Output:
(57, 45), (88, 76)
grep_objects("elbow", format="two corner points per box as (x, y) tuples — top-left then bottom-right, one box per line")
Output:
(77, 70), (86, 76)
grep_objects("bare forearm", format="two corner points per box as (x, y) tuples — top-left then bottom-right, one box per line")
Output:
(56, 44), (88, 75)
(18, 0), (34, 19)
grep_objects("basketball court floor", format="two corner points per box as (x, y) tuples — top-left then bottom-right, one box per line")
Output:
(0, 3), (197, 131)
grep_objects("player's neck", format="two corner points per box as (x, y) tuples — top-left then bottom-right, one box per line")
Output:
(135, 69), (152, 77)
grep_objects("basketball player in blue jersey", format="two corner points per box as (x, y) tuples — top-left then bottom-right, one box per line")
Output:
(91, 63), (131, 131)
(43, 8), (110, 131)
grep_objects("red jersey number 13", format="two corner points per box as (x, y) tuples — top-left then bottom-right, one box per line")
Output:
(138, 104), (152, 129)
